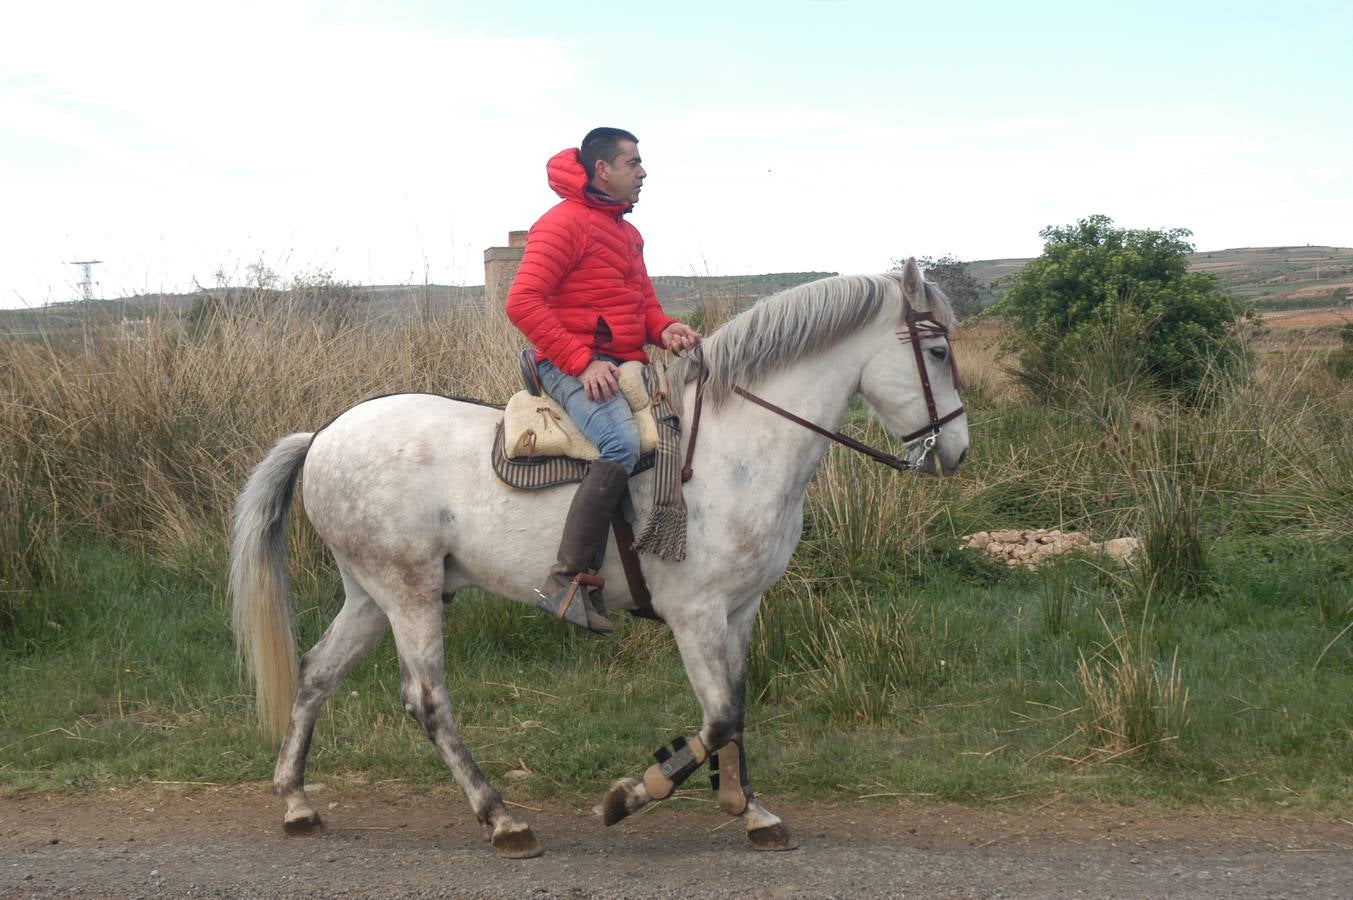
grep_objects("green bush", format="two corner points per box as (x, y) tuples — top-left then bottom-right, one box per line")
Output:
(1328, 323), (1353, 380)
(1000, 215), (1248, 404)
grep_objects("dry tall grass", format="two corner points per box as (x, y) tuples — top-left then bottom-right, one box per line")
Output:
(1075, 614), (1190, 763)
(0, 285), (518, 598)
(3, 284), (1350, 614)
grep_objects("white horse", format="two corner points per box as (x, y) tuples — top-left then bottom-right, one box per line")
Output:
(230, 258), (968, 857)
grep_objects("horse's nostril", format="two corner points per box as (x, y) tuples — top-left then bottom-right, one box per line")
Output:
(957, 448), (969, 467)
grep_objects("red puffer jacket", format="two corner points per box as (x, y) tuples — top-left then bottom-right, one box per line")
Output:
(506, 148), (678, 376)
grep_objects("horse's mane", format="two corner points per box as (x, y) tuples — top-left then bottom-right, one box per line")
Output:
(683, 272), (955, 404)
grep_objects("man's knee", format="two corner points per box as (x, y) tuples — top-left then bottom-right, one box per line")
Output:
(597, 425), (640, 474)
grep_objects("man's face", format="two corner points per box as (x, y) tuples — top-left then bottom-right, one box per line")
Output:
(595, 139), (645, 205)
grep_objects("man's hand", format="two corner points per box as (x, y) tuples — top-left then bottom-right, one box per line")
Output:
(579, 358), (621, 402)
(661, 322), (701, 353)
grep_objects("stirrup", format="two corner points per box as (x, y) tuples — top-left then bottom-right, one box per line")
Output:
(534, 574), (612, 634)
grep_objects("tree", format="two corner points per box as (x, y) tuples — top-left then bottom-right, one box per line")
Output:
(999, 215), (1246, 402)
(892, 254), (985, 319)
(918, 255), (985, 319)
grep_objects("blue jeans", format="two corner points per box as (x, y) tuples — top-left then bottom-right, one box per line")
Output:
(536, 358), (640, 474)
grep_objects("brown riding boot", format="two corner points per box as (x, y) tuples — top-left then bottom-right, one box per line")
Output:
(533, 459), (629, 635)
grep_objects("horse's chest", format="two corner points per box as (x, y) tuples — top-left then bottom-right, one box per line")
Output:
(697, 496), (804, 589)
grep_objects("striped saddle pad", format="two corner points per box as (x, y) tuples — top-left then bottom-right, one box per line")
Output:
(491, 361), (662, 491)
(491, 423), (655, 490)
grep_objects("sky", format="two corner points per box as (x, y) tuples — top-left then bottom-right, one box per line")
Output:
(2, 0), (1350, 307)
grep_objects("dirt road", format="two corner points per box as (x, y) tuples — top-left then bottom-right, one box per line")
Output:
(3, 783), (1351, 898)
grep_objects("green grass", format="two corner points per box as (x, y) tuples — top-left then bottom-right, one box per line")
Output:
(4, 535), (1350, 809)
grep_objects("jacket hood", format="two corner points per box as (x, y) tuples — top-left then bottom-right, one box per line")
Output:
(546, 147), (631, 214)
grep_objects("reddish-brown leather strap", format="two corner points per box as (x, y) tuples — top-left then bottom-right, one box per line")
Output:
(611, 504), (658, 620)
(734, 386), (922, 471)
(680, 347), (708, 483)
(680, 300), (963, 480)
(906, 308), (943, 426)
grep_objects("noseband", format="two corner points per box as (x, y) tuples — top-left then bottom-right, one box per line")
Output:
(680, 300), (965, 479)
(895, 302), (966, 461)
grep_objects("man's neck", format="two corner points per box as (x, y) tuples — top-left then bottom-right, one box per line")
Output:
(586, 184), (621, 203)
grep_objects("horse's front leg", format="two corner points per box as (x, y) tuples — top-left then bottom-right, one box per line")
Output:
(602, 594), (796, 850)
(717, 595), (796, 850)
(600, 601), (737, 826)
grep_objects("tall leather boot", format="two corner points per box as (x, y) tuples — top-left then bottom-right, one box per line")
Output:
(533, 459), (628, 635)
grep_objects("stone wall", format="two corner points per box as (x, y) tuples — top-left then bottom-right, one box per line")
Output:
(484, 230), (527, 308)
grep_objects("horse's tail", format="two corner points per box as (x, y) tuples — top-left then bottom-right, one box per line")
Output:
(229, 432), (313, 742)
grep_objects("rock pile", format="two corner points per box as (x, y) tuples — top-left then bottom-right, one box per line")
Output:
(961, 529), (1139, 569)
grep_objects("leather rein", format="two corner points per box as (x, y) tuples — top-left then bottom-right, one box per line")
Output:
(680, 301), (964, 480)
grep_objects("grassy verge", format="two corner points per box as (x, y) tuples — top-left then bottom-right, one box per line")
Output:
(3, 534), (1349, 809)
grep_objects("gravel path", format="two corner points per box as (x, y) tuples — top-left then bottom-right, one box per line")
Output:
(3, 784), (1351, 898)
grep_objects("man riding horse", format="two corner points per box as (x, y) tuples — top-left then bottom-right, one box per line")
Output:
(506, 127), (700, 635)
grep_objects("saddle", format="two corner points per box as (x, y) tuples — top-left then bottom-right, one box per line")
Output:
(502, 352), (660, 462)
(491, 350), (692, 620)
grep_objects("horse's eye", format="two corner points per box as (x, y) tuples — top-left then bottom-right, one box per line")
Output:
(928, 346), (948, 362)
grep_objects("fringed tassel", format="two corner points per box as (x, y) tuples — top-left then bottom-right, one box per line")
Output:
(632, 500), (687, 561)
(632, 363), (688, 561)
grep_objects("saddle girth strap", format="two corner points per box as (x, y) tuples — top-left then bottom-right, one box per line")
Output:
(610, 501), (660, 621)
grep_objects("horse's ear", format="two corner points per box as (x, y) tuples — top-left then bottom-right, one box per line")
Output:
(899, 257), (929, 311)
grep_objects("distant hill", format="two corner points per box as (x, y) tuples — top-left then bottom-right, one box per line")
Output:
(966, 246), (1353, 310)
(0, 273), (834, 334)
(649, 272), (836, 313)
(6, 248), (1349, 335)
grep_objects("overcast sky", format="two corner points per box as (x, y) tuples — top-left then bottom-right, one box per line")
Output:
(2, 0), (1349, 307)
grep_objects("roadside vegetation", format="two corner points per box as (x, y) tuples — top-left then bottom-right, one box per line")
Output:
(2, 252), (1351, 811)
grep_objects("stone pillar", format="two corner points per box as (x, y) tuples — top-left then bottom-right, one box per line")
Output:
(484, 230), (528, 309)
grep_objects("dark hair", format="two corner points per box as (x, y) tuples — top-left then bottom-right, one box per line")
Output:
(579, 127), (638, 179)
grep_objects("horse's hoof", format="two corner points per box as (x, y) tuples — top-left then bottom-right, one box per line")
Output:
(601, 777), (642, 827)
(602, 783), (632, 826)
(748, 822), (798, 851)
(282, 811), (324, 836)
(492, 825), (543, 859)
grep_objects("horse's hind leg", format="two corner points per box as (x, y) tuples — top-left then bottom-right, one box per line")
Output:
(275, 565), (389, 834)
(383, 584), (542, 859)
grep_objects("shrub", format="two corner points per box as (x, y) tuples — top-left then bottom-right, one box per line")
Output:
(1327, 323), (1353, 380)
(1000, 215), (1248, 404)
(894, 255), (985, 319)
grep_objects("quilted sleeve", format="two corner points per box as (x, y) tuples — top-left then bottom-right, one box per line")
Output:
(505, 206), (594, 376)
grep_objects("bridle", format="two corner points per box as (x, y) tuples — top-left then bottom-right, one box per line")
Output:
(680, 299), (965, 479)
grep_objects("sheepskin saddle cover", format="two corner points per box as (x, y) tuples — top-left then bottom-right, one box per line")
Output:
(503, 361), (658, 461)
